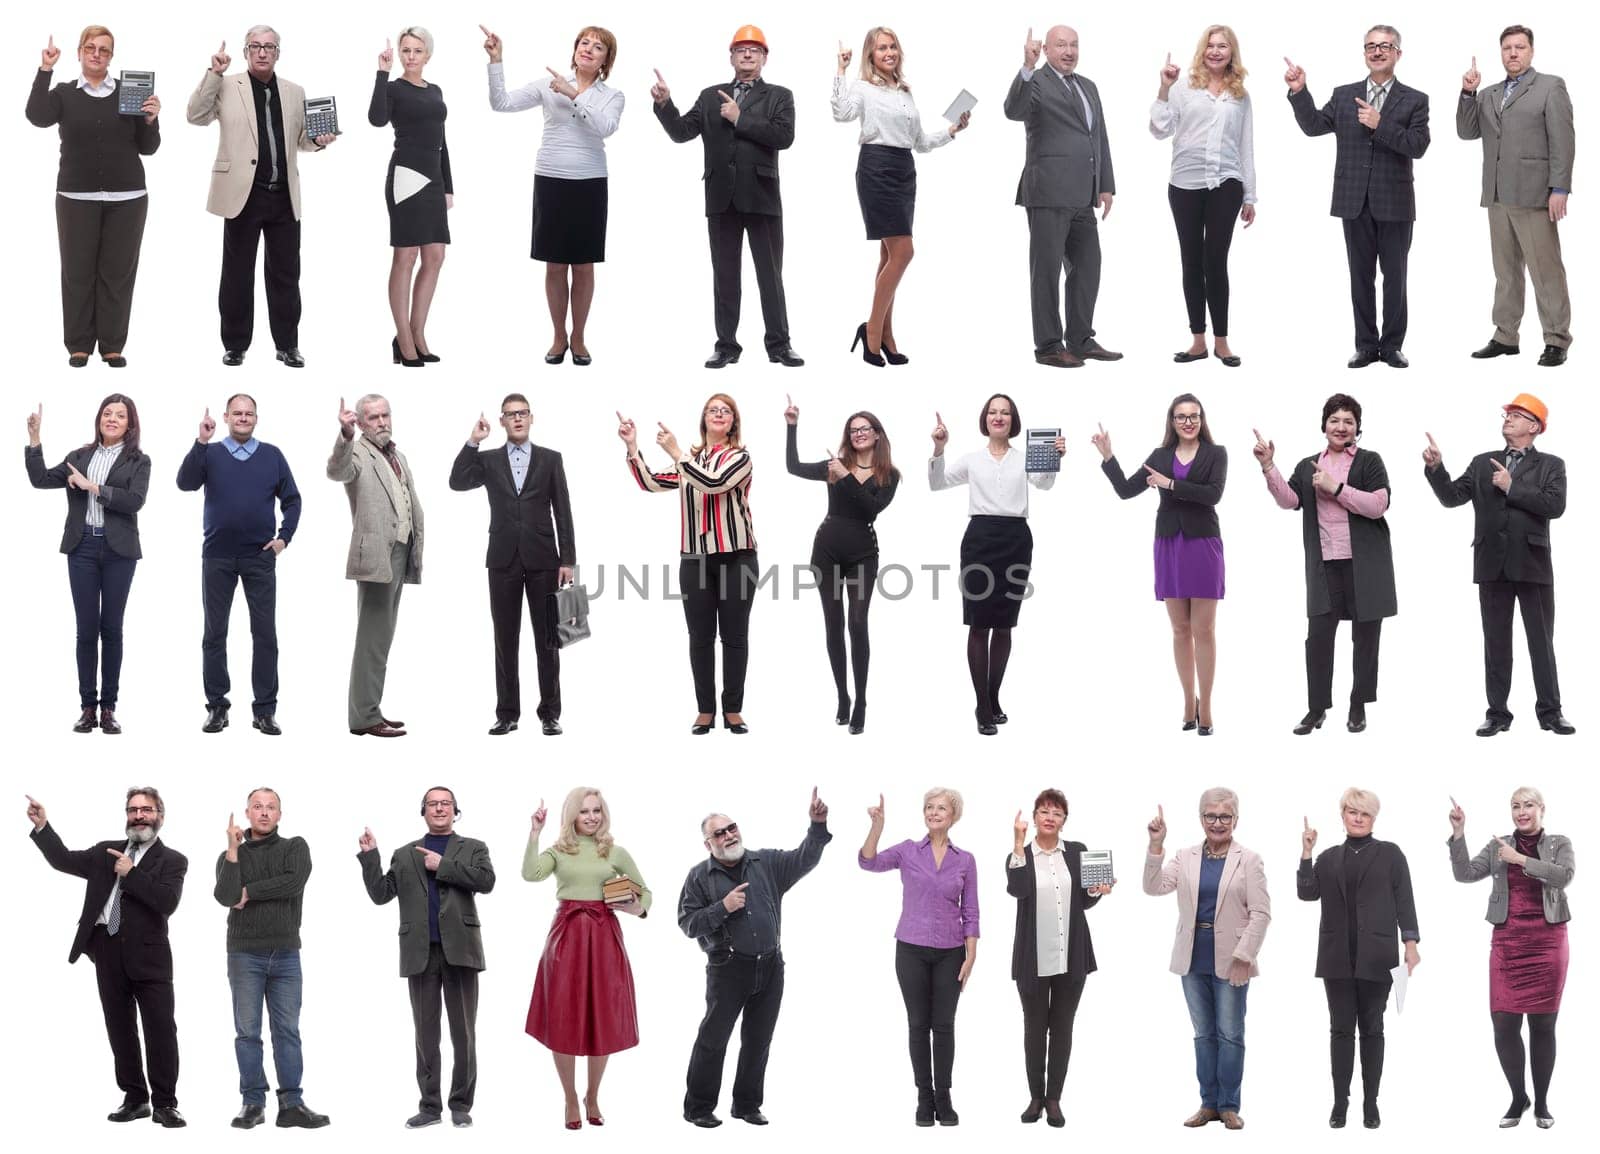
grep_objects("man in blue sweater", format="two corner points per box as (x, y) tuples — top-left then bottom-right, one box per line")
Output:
(176, 394), (301, 735)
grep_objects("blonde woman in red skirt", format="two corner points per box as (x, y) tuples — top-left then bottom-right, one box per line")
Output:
(524, 787), (651, 1128)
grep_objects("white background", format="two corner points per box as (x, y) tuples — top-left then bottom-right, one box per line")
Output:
(4, 0), (1592, 1149)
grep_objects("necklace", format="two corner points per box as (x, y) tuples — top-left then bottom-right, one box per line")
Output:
(1347, 841), (1369, 855)
(1203, 845), (1229, 860)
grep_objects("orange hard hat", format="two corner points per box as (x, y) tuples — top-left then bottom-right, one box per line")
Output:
(729, 25), (768, 51)
(1503, 392), (1549, 430)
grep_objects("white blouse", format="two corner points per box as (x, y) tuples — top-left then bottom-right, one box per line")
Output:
(486, 63), (624, 180)
(1149, 84), (1256, 204)
(928, 446), (1054, 517)
(1009, 841), (1072, 978)
(831, 76), (955, 152)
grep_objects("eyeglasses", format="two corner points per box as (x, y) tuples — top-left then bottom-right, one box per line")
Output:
(502, 409), (531, 420)
(1363, 42), (1398, 54)
(246, 43), (280, 55)
(1172, 414), (1202, 425)
(704, 406), (734, 418)
(708, 822), (739, 840)
(125, 805), (158, 816)
(83, 46), (114, 58)
(1201, 813), (1235, 826)
(1503, 410), (1537, 423)
(848, 426), (877, 437)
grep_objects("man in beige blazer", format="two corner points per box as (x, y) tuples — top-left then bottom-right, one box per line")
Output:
(186, 25), (335, 368)
(328, 394), (423, 737)
(1458, 25), (1574, 367)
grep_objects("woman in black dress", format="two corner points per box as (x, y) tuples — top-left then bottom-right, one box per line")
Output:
(784, 396), (899, 733)
(369, 27), (452, 366)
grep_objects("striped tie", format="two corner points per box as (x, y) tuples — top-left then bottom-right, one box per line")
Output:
(107, 860), (126, 935)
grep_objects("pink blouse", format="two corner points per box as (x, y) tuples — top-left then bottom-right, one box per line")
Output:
(1264, 445), (1389, 560)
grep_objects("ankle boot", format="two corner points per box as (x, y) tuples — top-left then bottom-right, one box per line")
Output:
(933, 1090), (958, 1126)
(915, 1088), (935, 1128)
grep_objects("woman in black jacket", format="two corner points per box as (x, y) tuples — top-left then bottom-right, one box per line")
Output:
(1093, 393), (1226, 733)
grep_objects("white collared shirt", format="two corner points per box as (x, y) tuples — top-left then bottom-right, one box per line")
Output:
(1020, 64), (1094, 130)
(831, 76), (954, 152)
(83, 441), (125, 527)
(97, 838), (151, 925)
(486, 63), (623, 179)
(1149, 84), (1256, 204)
(929, 446), (1055, 516)
(1008, 840), (1071, 977)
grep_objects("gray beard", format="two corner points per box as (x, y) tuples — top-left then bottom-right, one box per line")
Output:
(364, 429), (393, 449)
(126, 823), (157, 845)
(712, 843), (746, 864)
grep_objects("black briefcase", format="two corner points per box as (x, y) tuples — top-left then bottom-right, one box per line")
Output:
(544, 584), (591, 649)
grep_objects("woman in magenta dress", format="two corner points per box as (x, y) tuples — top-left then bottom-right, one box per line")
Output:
(1092, 393), (1226, 733)
(1448, 787), (1573, 1129)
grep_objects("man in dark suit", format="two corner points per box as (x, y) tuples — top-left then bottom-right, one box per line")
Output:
(358, 787), (496, 1130)
(1423, 393), (1573, 736)
(1004, 26), (1120, 368)
(651, 25), (803, 369)
(28, 788), (188, 1127)
(449, 395), (575, 736)
(1286, 27), (1430, 369)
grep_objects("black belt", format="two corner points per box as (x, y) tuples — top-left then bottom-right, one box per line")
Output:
(84, 525), (106, 537)
(255, 181), (286, 193)
(1195, 922), (1214, 930)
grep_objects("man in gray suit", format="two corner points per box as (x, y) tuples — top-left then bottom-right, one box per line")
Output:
(1004, 26), (1120, 368)
(328, 393), (423, 737)
(359, 787), (495, 1129)
(1458, 25), (1574, 367)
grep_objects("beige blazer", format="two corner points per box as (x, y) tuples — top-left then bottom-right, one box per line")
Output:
(1143, 842), (1271, 977)
(1456, 69), (1575, 209)
(186, 70), (319, 219)
(327, 433), (424, 584)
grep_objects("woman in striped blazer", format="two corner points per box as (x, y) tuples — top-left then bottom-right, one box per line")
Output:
(619, 394), (757, 734)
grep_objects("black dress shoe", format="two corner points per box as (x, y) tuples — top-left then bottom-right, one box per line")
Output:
(69, 353), (90, 368)
(1363, 1108), (1381, 1129)
(933, 1091), (959, 1126)
(202, 705), (230, 733)
(1538, 344), (1568, 367)
(704, 349), (740, 369)
(991, 706), (1009, 724)
(222, 349), (245, 366)
(1219, 354), (1241, 367)
(691, 717), (713, 735)
(1380, 348), (1409, 368)
(277, 1103), (331, 1128)
(252, 715), (282, 736)
(405, 1112), (442, 1129)
(1020, 1098), (1045, 1123)
(488, 719), (518, 735)
(450, 1111), (472, 1127)
(231, 1104), (265, 1129)
(152, 1106), (187, 1127)
(975, 708), (998, 736)
(74, 706), (98, 733)
(545, 346), (567, 364)
(685, 1114), (722, 1128)
(723, 715), (749, 734)
(767, 347), (805, 366)
(103, 354), (128, 368)
(572, 350), (593, 366)
(1072, 339), (1124, 361)
(1044, 1099), (1065, 1128)
(1329, 1099), (1348, 1128)
(108, 1101), (151, 1122)
(915, 1092), (935, 1127)
(1293, 709), (1326, 735)
(1477, 718), (1513, 737)
(1347, 349), (1379, 368)
(541, 719), (563, 736)
(275, 347), (306, 368)
(1173, 349), (1209, 363)
(1347, 704), (1367, 733)
(849, 701), (866, 735)
(100, 707), (122, 734)
(835, 698), (851, 725)
(731, 1110), (768, 1126)
(1541, 714), (1577, 735)
(1471, 338), (1519, 359)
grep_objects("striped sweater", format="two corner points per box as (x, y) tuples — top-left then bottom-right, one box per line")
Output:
(629, 443), (756, 554)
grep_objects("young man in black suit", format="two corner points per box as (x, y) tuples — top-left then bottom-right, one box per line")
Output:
(449, 395), (575, 735)
(27, 788), (188, 1127)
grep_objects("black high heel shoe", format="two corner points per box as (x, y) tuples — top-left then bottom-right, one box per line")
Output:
(881, 340), (909, 366)
(1182, 696), (1199, 731)
(391, 337), (424, 367)
(417, 349), (441, 363)
(975, 707), (998, 736)
(850, 323), (886, 367)
(691, 715), (714, 735)
(723, 714), (750, 735)
(849, 701), (866, 735)
(1293, 710), (1326, 736)
(835, 697), (851, 726)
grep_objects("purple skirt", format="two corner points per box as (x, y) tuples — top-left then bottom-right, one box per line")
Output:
(1154, 531), (1225, 601)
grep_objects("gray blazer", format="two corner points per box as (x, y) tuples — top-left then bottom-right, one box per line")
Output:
(1449, 832), (1573, 925)
(1003, 65), (1114, 209)
(359, 834), (495, 977)
(1456, 69), (1575, 208)
(327, 433), (424, 583)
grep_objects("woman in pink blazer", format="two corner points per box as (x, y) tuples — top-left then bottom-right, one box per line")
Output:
(1143, 787), (1271, 1129)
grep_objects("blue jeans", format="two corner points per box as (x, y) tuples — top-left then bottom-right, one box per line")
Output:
(66, 529), (136, 708)
(227, 949), (303, 1107)
(1181, 973), (1248, 1111)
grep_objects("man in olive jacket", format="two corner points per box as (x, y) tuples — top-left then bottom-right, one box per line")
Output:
(358, 787), (495, 1129)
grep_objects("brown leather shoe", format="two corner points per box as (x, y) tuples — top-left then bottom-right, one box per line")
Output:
(1184, 1108), (1220, 1127)
(381, 716), (406, 729)
(1072, 339), (1124, 361)
(1034, 349), (1084, 368)
(1221, 1111), (1243, 1130)
(350, 722), (407, 737)
(99, 707), (122, 735)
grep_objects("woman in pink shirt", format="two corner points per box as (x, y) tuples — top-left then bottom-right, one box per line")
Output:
(1254, 394), (1396, 734)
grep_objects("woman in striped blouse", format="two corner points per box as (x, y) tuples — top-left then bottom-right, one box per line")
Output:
(619, 394), (757, 734)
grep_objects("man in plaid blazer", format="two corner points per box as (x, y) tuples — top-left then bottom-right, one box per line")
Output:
(1286, 27), (1431, 369)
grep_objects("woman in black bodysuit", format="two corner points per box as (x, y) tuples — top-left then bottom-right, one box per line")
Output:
(785, 396), (899, 733)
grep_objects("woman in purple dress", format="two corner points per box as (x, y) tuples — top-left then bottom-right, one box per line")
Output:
(1092, 393), (1227, 733)
(1448, 787), (1573, 1129)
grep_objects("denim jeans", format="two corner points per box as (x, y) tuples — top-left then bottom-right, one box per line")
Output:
(227, 948), (303, 1107)
(66, 529), (136, 708)
(1181, 972), (1248, 1111)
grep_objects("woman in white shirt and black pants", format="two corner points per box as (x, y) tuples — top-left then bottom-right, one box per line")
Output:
(930, 395), (1063, 734)
(833, 28), (969, 366)
(1150, 26), (1256, 366)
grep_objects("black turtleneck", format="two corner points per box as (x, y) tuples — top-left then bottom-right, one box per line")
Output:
(1343, 835), (1374, 965)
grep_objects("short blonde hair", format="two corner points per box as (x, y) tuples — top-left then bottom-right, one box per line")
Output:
(79, 26), (114, 52)
(924, 787), (963, 825)
(1510, 786), (1546, 809)
(1198, 786), (1238, 818)
(1339, 787), (1380, 819)
(397, 26), (433, 57)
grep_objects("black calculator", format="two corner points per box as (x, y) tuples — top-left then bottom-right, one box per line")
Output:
(1078, 849), (1114, 889)
(1025, 428), (1062, 473)
(304, 96), (339, 138)
(117, 71), (154, 117)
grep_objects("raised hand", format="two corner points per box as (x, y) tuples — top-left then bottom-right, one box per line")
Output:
(480, 25), (502, 64)
(1023, 28), (1042, 71)
(1144, 464), (1171, 490)
(1422, 432), (1442, 470)
(1013, 808), (1029, 849)
(1448, 796), (1465, 839)
(650, 68), (670, 105)
(1252, 428), (1275, 471)
(1463, 56), (1481, 94)
(716, 88), (740, 124)
(338, 396), (358, 438)
(1283, 56), (1305, 93)
(655, 422), (681, 461)
(931, 411), (948, 452)
(469, 412), (491, 444)
(546, 66), (577, 100)
(723, 881), (750, 912)
(226, 812), (245, 857)
(379, 38), (393, 72)
(1355, 96), (1380, 130)
(1147, 804), (1166, 849)
(415, 845), (442, 871)
(1301, 816), (1318, 858)
(211, 41), (231, 75)
(837, 40), (853, 75)
(1160, 52), (1180, 88)
(199, 407), (216, 443)
(25, 794), (47, 831)
(41, 35), (60, 70)
(616, 411), (637, 450)
(783, 393), (798, 426)
(107, 847), (133, 877)
(809, 786), (829, 823)
(358, 826), (376, 853)
(1491, 458), (1512, 493)
(529, 798), (547, 837)
(867, 792), (885, 826)
(26, 403), (42, 446)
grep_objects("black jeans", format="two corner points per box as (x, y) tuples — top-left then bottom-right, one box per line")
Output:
(1323, 977), (1390, 1108)
(202, 551), (279, 716)
(684, 951), (784, 1119)
(680, 551), (759, 714)
(1306, 559), (1381, 711)
(90, 925), (179, 1108)
(895, 941), (964, 1092)
(408, 942), (479, 1116)
(1018, 972), (1087, 1100)
(1168, 180), (1244, 336)
(220, 183), (301, 351)
(67, 529), (137, 709)
(488, 561), (561, 722)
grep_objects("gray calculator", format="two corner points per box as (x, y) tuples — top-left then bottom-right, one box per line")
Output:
(1025, 428), (1062, 473)
(304, 96), (339, 138)
(117, 71), (154, 117)
(1078, 849), (1114, 889)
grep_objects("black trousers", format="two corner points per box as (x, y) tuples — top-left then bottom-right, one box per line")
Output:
(1480, 580), (1562, 725)
(707, 211), (789, 356)
(89, 925), (179, 1108)
(895, 941), (964, 1092)
(1305, 559), (1381, 712)
(1323, 977), (1390, 1107)
(684, 952), (784, 1119)
(1168, 181), (1244, 336)
(1341, 201), (1412, 354)
(680, 552), (759, 714)
(202, 552), (279, 716)
(1018, 972), (1087, 1100)
(220, 184), (301, 352)
(408, 942), (479, 1116)
(56, 194), (148, 354)
(488, 561), (561, 722)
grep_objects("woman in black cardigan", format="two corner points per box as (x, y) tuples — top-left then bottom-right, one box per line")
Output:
(1093, 393), (1227, 733)
(1254, 394), (1396, 734)
(25, 26), (161, 366)
(1007, 789), (1113, 1127)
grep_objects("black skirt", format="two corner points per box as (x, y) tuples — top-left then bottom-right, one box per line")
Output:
(385, 147), (451, 247)
(532, 174), (608, 263)
(960, 515), (1033, 628)
(855, 144), (916, 239)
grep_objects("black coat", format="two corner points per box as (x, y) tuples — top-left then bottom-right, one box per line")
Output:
(1006, 842), (1101, 991)
(449, 443), (575, 570)
(1288, 449), (1396, 620)
(1288, 80), (1430, 222)
(654, 79), (794, 216)
(1425, 446), (1564, 585)
(1297, 838), (1419, 982)
(1101, 442), (1226, 539)
(26, 443), (150, 559)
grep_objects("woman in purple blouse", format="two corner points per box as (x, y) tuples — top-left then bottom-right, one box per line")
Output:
(861, 787), (979, 1127)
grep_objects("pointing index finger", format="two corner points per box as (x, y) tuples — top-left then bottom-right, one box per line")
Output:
(654, 68), (664, 84)
(1303, 816), (1310, 831)
(717, 89), (733, 102)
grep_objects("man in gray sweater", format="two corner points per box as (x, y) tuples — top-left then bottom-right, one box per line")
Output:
(214, 787), (329, 1128)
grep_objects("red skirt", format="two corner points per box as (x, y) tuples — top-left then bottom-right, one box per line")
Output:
(526, 900), (639, 1055)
